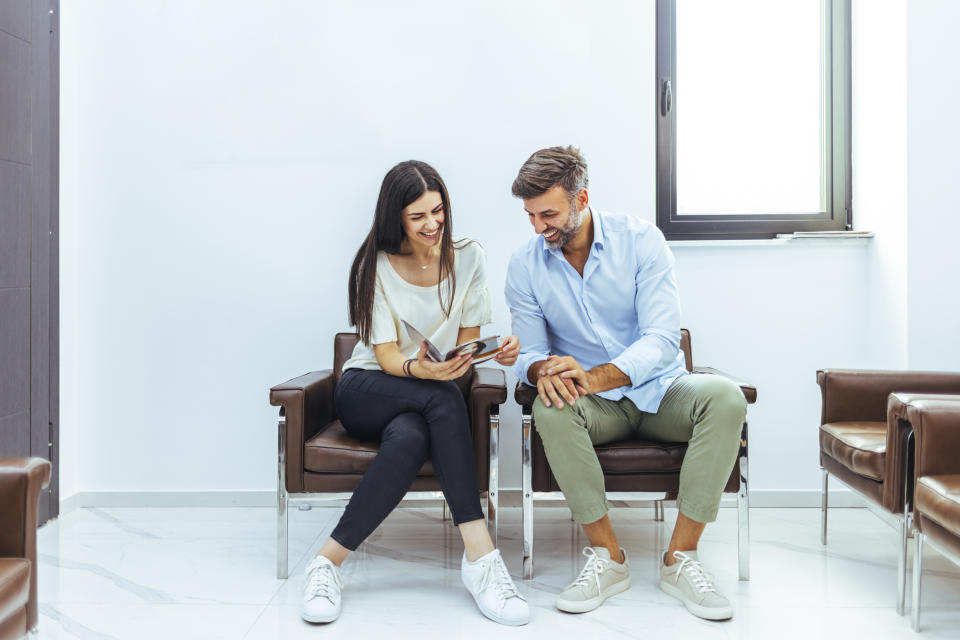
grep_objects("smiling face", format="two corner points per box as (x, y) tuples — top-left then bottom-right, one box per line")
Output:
(401, 189), (445, 250)
(523, 185), (586, 249)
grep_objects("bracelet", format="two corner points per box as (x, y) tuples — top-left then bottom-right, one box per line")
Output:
(402, 358), (418, 378)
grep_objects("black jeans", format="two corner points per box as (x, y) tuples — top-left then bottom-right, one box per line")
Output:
(330, 368), (485, 550)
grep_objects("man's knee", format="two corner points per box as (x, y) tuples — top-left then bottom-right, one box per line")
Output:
(531, 396), (581, 441)
(700, 376), (747, 435)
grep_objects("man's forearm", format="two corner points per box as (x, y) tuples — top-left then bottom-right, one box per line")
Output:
(586, 363), (631, 393)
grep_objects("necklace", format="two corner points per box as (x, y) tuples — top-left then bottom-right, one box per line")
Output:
(420, 264), (429, 270)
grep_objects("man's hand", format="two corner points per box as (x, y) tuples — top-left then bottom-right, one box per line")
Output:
(541, 355), (592, 395)
(536, 370), (581, 409)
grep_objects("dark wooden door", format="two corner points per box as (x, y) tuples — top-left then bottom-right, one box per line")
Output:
(0, 0), (59, 523)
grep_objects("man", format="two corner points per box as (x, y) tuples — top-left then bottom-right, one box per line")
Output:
(504, 146), (746, 621)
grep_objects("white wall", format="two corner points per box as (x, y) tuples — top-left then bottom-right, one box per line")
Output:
(59, 0), (929, 504)
(906, 0), (960, 370)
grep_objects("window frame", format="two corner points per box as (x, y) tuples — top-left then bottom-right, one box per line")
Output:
(656, 0), (852, 240)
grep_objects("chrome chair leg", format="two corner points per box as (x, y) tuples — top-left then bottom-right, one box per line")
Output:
(654, 499), (664, 522)
(898, 429), (915, 616)
(897, 513), (909, 616)
(912, 532), (923, 631)
(277, 411), (289, 579)
(488, 412), (500, 547)
(821, 467), (828, 546)
(737, 421), (750, 581)
(522, 411), (534, 579)
(442, 501), (450, 522)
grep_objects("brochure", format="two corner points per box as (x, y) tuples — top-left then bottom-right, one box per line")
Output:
(401, 320), (503, 364)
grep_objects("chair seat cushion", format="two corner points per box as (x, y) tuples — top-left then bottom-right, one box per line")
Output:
(595, 439), (690, 474)
(0, 558), (30, 624)
(304, 421), (434, 476)
(916, 475), (960, 539)
(820, 421), (886, 481)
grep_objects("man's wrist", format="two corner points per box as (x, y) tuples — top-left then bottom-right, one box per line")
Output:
(526, 360), (547, 385)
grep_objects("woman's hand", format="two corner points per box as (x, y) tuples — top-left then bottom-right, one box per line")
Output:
(412, 341), (473, 380)
(494, 335), (521, 367)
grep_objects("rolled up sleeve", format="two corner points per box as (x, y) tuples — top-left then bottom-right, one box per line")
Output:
(608, 230), (682, 388)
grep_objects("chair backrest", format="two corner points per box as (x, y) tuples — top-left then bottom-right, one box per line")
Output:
(333, 333), (360, 382)
(680, 328), (693, 372)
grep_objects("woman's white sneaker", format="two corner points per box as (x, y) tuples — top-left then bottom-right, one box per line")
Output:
(301, 555), (343, 623)
(461, 549), (530, 626)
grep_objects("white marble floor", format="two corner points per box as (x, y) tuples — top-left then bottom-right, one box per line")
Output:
(33, 504), (960, 639)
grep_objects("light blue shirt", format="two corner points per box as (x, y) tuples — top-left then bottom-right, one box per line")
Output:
(505, 209), (687, 413)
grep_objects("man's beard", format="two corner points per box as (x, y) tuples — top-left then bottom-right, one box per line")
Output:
(544, 201), (583, 249)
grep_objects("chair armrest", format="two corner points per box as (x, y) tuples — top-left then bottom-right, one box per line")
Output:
(515, 369), (757, 407)
(816, 369), (960, 424)
(0, 457), (52, 632)
(514, 381), (537, 408)
(889, 394), (960, 479)
(270, 370), (336, 493)
(468, 367), (507, 490)
(470, 367), (507, 406)
(692, 366), (757, 404)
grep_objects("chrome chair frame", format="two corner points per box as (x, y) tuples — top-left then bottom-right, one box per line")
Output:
(521, 411), (750, 581)
(912, 528), (960, 631)
(820, 429), (915, 615)
(276, 408), (500, 579)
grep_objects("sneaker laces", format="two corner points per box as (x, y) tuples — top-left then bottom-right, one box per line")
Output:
(476, 553), (523, 607)
(571, 547), (610, 593)
(305, 557), (342, 601)
(672, 552), (718, 595)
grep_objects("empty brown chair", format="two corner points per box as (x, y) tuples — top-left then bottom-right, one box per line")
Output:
(516, 329), (756, 580)
(889, 394), (960, 631)
(817, 369), (960, 615)
(0, 458), (51, 640)
(269, 332), (507, 578)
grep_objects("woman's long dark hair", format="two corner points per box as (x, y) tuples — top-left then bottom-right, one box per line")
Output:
(349, 160), (457, 345)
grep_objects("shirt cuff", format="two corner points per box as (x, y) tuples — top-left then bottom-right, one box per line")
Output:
(514, 351), (546, 386)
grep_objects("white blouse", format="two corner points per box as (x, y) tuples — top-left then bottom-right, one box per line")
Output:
(341, 240), (493, 372)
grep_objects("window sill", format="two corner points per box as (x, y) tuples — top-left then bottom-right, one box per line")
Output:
(667, 231), (873, 248)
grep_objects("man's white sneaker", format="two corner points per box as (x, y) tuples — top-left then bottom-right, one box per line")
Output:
(301, 555), (343, 623)
(461, 549), (530, 626)
(659, 550), (733, 621)
(556, 547), (631, 613)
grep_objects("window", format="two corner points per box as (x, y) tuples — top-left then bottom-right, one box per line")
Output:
(656, 0), (851, 239)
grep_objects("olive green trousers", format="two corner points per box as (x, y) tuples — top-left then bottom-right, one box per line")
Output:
(531, 373), (747, 524)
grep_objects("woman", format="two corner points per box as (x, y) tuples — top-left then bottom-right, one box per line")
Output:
(301, 160), (528, 626)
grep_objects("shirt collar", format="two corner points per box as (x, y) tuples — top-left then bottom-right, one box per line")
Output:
(540, 207), (605, 256)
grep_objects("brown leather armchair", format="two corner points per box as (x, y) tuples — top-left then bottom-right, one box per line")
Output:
(889, 394), (960, 631)
(816, 370), (960, 615)
(269, 333), (507, 578)
(516, 329), (756, 580)
(0, 458), (51, 640)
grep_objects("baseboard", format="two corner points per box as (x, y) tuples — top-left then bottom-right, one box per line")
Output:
(59, 490), (276, 512)
(58, 488), (864, 514)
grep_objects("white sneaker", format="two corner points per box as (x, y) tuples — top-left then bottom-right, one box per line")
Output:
(301, 555), (343, 623)
(659, 550), (733, 620)
(556, 547), (631, 613)
(461, 549), (530, 626)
